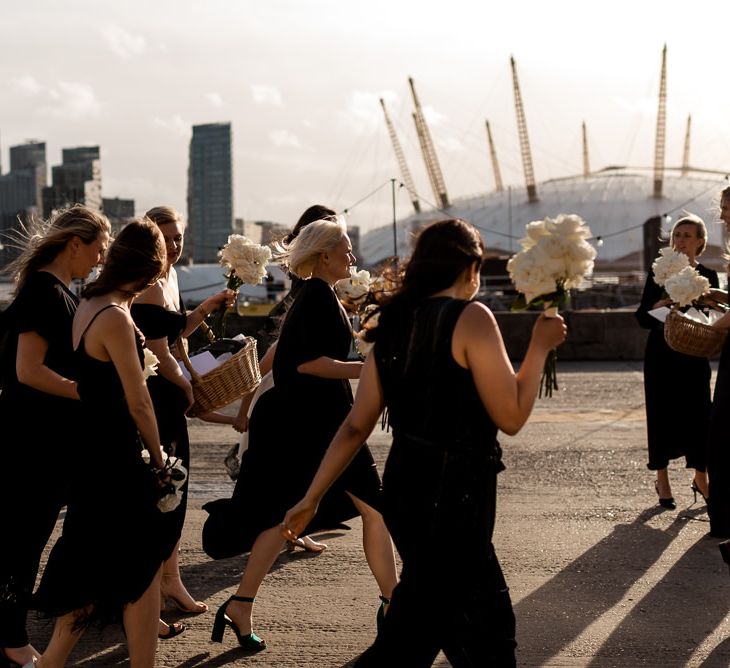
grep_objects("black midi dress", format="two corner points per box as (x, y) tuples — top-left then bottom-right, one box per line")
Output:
(32, 305), (166, 626)
(131, 301), (190, 559)
(635, 264), (718, 471)
(202, 277), (381, 558)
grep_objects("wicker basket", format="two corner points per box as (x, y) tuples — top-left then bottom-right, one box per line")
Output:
(179, 323), (261, 417)
(664, 308), (727, 358)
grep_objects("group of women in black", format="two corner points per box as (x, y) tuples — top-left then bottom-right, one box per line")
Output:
(11, 194), (730, 667)
(636, 192), (730, 540)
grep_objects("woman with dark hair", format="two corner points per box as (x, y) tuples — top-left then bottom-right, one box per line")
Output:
(635, 213), (718, 509)
(205, 217), (397, 651)
(0, 205), (110, 668)
(131, 206), (234, 636)
(283, 218), (567, 666)
(32, 218), (171, 667)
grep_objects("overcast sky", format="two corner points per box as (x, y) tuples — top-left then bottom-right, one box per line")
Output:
(3, 0), (730, 234)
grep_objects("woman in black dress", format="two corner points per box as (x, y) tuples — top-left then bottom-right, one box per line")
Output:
(283, 218), (567, 666)
(32, 219), (171, 668)
(0, 205), (110, 668)
(635, 213), (718, 509)
(132, 206), (234, 635)
(706, 185), (730, 537)
(207, 218), (397, 651)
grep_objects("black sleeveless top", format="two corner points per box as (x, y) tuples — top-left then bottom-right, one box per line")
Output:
(374, 297), (502, 463)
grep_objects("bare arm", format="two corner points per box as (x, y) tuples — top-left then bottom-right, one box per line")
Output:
(16, 331), (79, 400)
(282, 353), (384, 538)
(94, 309), (166, 469)
(454, 303), (567, 435)
(297, 357), (363, 379)
(182, 289), (236, 338)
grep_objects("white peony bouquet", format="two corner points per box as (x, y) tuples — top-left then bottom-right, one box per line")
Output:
(335, 267), (373, 307)
(141, 447), (188, 513)
(212, 235), (273, 338)
(507, 213), (597, 397)
(651, 248), (689, 287)
(142, 348), (159, 380)
(664, 266), (710, 307)
(353, 304), (380, 359)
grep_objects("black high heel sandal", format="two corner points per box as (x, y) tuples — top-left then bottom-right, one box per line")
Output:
(210, 595), (266, 651)
(691, 481), (708, 505)
(376, 595), (390, 632)
(655, 481), (676, 510)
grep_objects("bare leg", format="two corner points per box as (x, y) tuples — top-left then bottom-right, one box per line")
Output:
(346, 493), (397, 604)
(693, 469), (709, 498)
(35, 610), (87, 668)
(225, 526), (287, 635)
(161, 540), (207, 613)
(2, 644), (41, 665)
(656, 468), (672, 499)
(124, 568), (161, 668)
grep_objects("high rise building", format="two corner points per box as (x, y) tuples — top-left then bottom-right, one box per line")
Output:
(187, 122), (233, 263)
(0, 140), (46, 266)
(43, 145), (101, 216)
(102, 197), (135, 235)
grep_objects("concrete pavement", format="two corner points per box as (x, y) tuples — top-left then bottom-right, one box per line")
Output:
(28, 361), (730, 666)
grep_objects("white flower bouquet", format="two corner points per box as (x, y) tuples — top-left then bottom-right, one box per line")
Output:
(141, 448), (188, 513)
(651, 247), (690, 287)
(664, 266), (710, 307)
(142, 348), (159, 380)
(211, 235), (273, 338)
(335, 267), (374, 313)
(353, 304), (380, 359)
(507, 213), (597, 397)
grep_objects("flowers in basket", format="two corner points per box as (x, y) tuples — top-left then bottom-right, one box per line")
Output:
(507, 213), (597, 397)
(651, 247), (690, 288)
(210, 235), (273, 338)
(353, 304), (380, 358)
(141, 447), (188, 513)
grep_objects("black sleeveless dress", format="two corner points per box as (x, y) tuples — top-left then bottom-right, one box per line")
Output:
(32, 305), (166, 626)
(131, 301), (189, 558)
(356, 298), (516, 667)
(202, 278), (381, 558)
(707, 337), (730, 537)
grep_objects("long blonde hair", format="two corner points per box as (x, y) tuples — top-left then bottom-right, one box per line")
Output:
(276, 216), (347, 279)
(2, 205), (111, 295)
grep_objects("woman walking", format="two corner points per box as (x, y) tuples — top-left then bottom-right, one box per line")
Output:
(0, 206), (110, 667)
(32, 218), (172, 667)
(283, 218), (567, 666)
(205, 217), (397, 651)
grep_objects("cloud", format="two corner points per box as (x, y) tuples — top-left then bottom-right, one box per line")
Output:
(613, 96), (658, 117)
(102, 25), (146, 59)
(339, 89), (400, 134)
(206, 92), (224, 107)
(269, 130), (302, 149)
(153, 114), (190, 137)
(421, 105), (447, 128)
(251, 85), (282, 106)
(12, 75), (42, 95)
(41, 81), (102, 119)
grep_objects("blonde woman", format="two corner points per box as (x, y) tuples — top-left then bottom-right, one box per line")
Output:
(205, 218), (397, 651)
(0, 206), (110, 667)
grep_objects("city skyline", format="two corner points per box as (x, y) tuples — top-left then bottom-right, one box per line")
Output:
(3, 1), (730, 235)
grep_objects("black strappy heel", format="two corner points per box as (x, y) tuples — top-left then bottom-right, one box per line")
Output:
(210, 595), (266, 651)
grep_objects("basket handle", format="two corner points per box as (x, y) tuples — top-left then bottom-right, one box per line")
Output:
(176, 319), (218, 382)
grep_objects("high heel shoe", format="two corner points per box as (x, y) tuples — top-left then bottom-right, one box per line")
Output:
(655, 481), (676, 510)
(286, 536), (327, 554)
(376, 595), (390, 633)
(158, 621), (186, 640)
(210, 595), (266, 651)
(691, 481), (708, 505)
(164, 594), (208, 614)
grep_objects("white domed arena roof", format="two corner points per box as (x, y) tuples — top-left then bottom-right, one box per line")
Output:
(361, 167), (729, 272)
